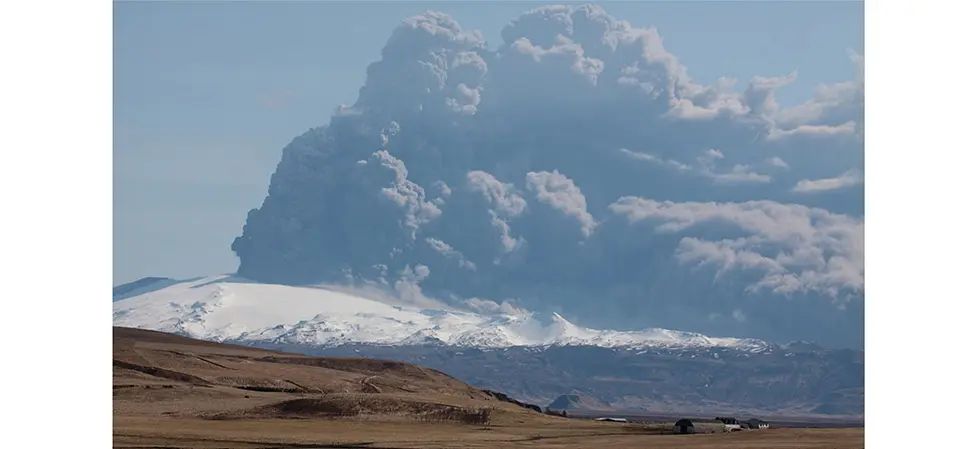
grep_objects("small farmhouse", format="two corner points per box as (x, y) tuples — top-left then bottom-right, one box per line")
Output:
(715, 416), (742, 431)
(674, 418), (695, 434)
(745, 418), (770, 429)
(674, 419), (732, 434)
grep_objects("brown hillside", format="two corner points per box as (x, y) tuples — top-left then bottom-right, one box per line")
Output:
(113, 326), (541, 424)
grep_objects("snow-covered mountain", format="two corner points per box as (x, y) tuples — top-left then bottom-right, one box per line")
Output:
(112, 275), (771, 351)
(112, 275), (863, 417)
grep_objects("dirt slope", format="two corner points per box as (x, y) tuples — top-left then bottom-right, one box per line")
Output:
(113, 326), (540, 424)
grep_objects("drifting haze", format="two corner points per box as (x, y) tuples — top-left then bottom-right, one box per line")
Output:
(231, 5), (864, 348)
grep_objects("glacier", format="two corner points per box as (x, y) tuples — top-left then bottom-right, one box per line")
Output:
(113, 275), (772, 352)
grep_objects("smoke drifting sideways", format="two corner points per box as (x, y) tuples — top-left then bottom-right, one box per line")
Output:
(231, 5), (864, 349)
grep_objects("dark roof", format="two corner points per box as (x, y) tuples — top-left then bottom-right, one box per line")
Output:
(744, 418), (770, 428)
(675, 419), (694, 426)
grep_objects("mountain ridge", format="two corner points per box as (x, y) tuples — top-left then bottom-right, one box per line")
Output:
(113, 275), (776, 351)
(112, 274), (864, 417)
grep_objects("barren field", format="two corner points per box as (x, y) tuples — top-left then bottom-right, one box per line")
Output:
(113, 327), (864, 448)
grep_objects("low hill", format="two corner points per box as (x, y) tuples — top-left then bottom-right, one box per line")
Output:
(113, 326), (544, 425)
(548, 393), (613, 412)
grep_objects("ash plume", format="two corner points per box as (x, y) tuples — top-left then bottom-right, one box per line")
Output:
(232, 4), (864, 348)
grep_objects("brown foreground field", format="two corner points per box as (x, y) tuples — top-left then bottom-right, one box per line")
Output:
(113, 327), (864, 449)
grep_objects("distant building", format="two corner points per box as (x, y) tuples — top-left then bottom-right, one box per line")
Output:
(745, 418), (770, 429)
(594, 417), (627, 423)
(715, 416), (742, 431)
(674, 418), (695, 434)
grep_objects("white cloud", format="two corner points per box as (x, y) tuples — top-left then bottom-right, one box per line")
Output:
(464, 297), (529, 316)
(710, 164), (772, 184)
(668, 77), (748, 120)
(465, 171), (527, 253)
(391, 264), (442, 308)
(609, 197), (863, 300)
(793, 170), (863, 193)
(426, 237), (476, 270)
(743, 72), (797, 117)
(775, 50), (864, 130)
(768, 121), (858, 141)
(466, 171), (527, 217)
(620, 148), (694, 172)
(698, 148), (725, 164)
(766, 157), (790, 169)
(525, 170), (597, 237)
(621, 148), (772, 184)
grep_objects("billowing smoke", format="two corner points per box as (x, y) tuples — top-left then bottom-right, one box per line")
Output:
(232, 4), (864, 348)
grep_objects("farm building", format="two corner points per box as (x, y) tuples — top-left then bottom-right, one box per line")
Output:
(594, 417), (627, 423)
(715, 417), (743, 431)
(674, 419), (695, 434)
(745, 418), (770, 429)
(673, 419), (729, 434)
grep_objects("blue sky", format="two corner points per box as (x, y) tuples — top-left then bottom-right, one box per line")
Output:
(113, 1), (864, 285)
